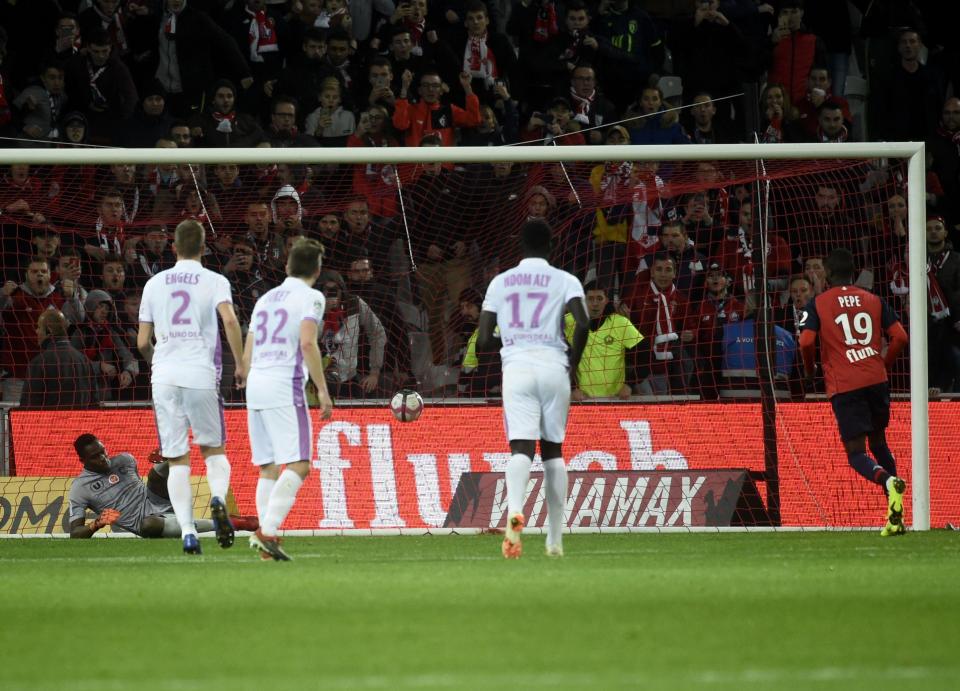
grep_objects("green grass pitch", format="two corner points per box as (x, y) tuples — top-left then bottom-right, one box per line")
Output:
(1, 532), (958, 690)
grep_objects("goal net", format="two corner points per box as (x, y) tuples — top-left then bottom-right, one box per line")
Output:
(0, 143), (953, 535)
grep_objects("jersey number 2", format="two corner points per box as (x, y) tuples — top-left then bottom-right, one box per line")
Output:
(834, 312), (873, 346)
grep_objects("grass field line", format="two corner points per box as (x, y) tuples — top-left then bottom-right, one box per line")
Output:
(10, 666), (949, 690)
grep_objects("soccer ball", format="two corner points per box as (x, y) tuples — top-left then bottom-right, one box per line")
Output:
(390, 389), (424, 422)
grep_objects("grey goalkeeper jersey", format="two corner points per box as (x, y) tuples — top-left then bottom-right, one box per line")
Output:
(68, 454), (171, 534)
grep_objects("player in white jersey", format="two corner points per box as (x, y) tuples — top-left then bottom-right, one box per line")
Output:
(243, 238), (333, 561)
(478, 220), (589, 559)
(137, 220), (246, 555)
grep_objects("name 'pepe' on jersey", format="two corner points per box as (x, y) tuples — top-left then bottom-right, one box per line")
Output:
(482, 257), (585, 369)
(798, 285), (903, 397)
(245, 276), (326, 410)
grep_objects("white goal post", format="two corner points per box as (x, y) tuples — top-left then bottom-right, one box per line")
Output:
(1, 142), (929, 531)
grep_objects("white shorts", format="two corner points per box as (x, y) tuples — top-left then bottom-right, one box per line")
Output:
(501, 362), (571, 443)
(152, 384), (225, 458)
(247, 405), (313, 466)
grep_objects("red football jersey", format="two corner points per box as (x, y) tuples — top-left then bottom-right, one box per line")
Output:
(799, 285), (900, 396)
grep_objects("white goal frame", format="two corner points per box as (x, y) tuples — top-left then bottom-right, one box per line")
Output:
(1, 142), (929, 531)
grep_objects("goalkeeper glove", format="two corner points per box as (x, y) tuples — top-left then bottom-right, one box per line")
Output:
(88, 508), (121, 532)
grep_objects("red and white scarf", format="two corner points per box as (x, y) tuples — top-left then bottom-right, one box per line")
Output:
(163, 9), (180, 36)
(650, 283), (679, 360)
(405, 18), (425, 49)
(533, 1), (558, 42)
(465, 34), (498, 83)
(889, 251), (951, 320)
(569, 87), (595, 117)
(94, 4), (128, 53)
(247, 9), (279, 63)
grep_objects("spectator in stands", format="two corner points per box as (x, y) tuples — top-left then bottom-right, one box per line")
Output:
(342, 196), (395, 275)
(272, 27), (335, 118)
(53, 13), (83, 63)
(103, 163), (143, 225)
(407, 136), (472, 364)
(266, 95), (317, 147)
(567, 280), (642, 400)
(363, 57), (398, 111)
(150, 0), (253, 119)
(925, 216), (960, 392)
(313, 212), (350, 273)
(305, 78), (356, 145)
(243, 200), (285, 283)
(22, 308), (98, 407)
(522, 96), (586, 145)
(394, 68), (481, 146)
(672, 0), (748, 113)
(450, 1), (518, 106)
(28, 226), (61, 266)
(221, 236), (269, 331)
(591, 0), (663, 111)
(756, 82), (804, 143)
(799, 183), (870, 278)
(876, 29), (944, 144)
(661, 219), (707, 301)
(776, 273), (812, 342)
(717, 199), (792, 298)
(128, 226), (174, 289)
(566, 63), (617, 144)
(810, 100), (850, 143)
(804, 256), (826, 296)
(60, 111), (89, 145)
(63, 29), (138, 145)
(84, 187), (128, 266)
(930, 97), (960, 238)
(766, 0), (825, 107)
(319, 28), (362, 105)
(54, 249), (87, 307)
(381, 26), (430, 96)
(689, 262), (746, 399)
(318, 269), (387, 398)
(118, 79), (174, 148)
(457, 287), (500, 396)
(207, 164), (247, 228)
(1, 256), (84, 403)
(71, 289), (137, 400)
(99, 252), (129, 305)
(13, 61), (66, 143)
(270, 184), (307, 239)
(460, 97), (517, 146)
(872, 192), (909, 305)
(504, 0), (562, 107)
(379, 1), (456, 81)
(629, 253), (692, 395)
(194, 79), (263, 148)
(684, 92), (737, 144)
(78, 0), (130, 59)
(346, 255), (416, 389)
(169, 121), (193, 149)
(796, 67), (852, 139)
(624, 85), (689, 145)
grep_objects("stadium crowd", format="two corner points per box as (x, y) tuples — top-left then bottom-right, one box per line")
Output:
(0, 0), (959, 405)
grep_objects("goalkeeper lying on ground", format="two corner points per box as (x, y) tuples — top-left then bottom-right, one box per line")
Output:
(68, 433), (257, 538)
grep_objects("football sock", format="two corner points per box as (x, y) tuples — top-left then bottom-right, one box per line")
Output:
(543, 457), (568, 548)
(204, 454), (231, 503)
(161, 516), (214, 537)
(506, 453), (533, 518)
(256, 477), (276, 524)
(847, 451), (890, 487)
(167, 464), (196, 537)
(871, 442), (897, 478)
(262, 469), (304, 537)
